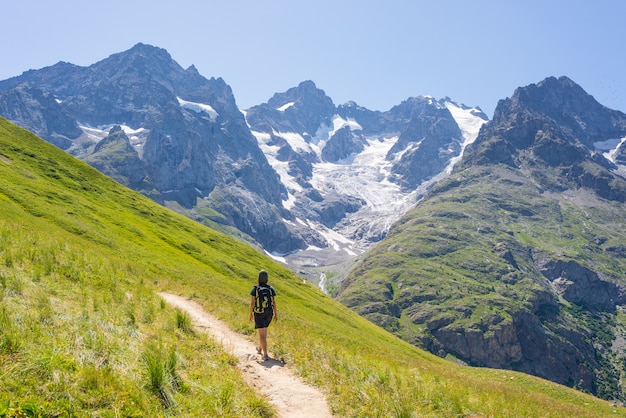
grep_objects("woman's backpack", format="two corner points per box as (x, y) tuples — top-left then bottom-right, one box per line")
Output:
(254, 285), (273, 314)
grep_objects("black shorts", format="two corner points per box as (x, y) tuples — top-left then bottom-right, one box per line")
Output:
(254, 310), (273, 329)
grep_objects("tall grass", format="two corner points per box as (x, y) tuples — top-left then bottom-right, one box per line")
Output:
(0, 204), (273, 416)
(176, 308), (193, 334)
(142, 340), (182, 408)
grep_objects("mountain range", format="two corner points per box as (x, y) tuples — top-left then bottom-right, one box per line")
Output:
(2, 43), (626, 401)
(0, 43), (487, 266)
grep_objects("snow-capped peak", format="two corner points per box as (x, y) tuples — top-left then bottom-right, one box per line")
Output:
(246, 86), (489, 268)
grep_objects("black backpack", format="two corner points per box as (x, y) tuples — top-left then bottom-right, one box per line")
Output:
(254, 285), (273, 314)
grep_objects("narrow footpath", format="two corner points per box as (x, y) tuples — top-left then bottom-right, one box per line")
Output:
(159, 293), (333, 418)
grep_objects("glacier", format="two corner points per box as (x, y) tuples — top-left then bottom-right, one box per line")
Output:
(255, 101), (487, 272)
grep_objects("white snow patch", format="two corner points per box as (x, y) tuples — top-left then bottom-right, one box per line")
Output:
(277, 102), (295, 112)
(177, 97), (219, 121)
(331, 115), (362, 134)
(444, 102), (487, 172)
(121, 125), (149, 148)
(304, 133), (424, 254)
(282, 193), (298, 210)
(265, 251), (287, 263)
(251, 129), (304, 209)
(445, 102), (486, 145)
(310, 135), (404, 211)
(305, 219), (356, 255)
(595, 137), (626, 163)
(79, 125), (109, 142)
(273, 130), (313, 154)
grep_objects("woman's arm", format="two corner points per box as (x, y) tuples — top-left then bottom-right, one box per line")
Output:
(249, 296), (255, 321)
(272, 296), (278, 321)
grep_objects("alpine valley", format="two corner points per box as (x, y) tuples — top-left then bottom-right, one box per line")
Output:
(2, 43), (626, 401)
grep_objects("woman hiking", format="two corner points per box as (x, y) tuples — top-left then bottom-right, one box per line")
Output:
(249, 270), (277, 361)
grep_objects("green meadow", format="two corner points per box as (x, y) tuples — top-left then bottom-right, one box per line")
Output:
(0, 117), (623, 417)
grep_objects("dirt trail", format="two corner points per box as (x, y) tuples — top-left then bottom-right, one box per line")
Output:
(158, 293), (333, 418)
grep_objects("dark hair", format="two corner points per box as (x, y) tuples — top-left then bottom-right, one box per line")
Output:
(258, 270), (269, 284)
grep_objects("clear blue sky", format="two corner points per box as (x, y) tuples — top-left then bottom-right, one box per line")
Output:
(1, 1), (624, 117)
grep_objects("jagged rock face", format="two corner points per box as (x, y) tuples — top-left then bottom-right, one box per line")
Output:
(246, 80), (336, 135)
(538, 258), (626, 311)
(469, 76), (626, 161)
(322, 126), (365, 162)
(337, 77), (626, 399)
(336, 101), (387, 133)
(387, 99), (464, 190)
(84, 125), (153, 194)
(463, 76), (626, 202)
(0, 43), (294, 253)
(0, 83), (81, 149)
(492, 76), (626, 148)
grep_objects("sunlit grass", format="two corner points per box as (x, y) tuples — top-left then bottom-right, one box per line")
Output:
(0, 118), (624, 416)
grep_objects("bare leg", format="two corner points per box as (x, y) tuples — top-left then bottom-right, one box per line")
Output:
(258, 327), (268, 358)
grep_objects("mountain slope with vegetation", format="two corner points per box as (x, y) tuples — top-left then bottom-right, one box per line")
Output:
(0, 116), (623, 416)
(337, 76), (626, 402)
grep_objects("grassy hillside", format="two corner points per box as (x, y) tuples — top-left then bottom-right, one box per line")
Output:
(337, 162), (626, 399)
(0, 117), (623, 417)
